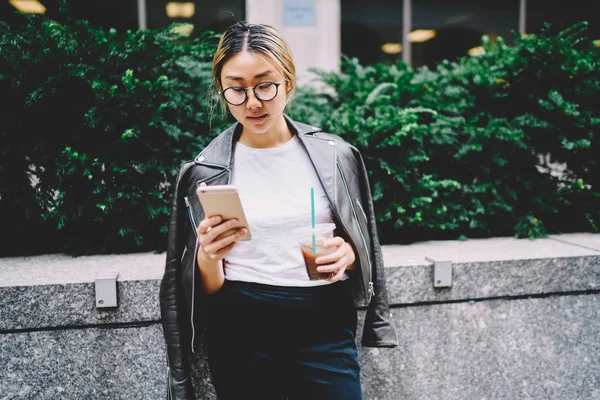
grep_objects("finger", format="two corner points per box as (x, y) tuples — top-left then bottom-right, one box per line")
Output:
(204, 227), (247, 256)
(315, 248), (345, 265)
(322, 236), (345, 248)
(200, 239), (237, 262)
(324, 266), (346, 282)
(198, 216), (222, 235)
(212, 240), (238, 259)
(317, 255), (348, 275)
(205, 219), (238, 242)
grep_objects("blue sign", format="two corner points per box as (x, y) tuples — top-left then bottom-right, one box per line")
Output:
(283, 0), (316, 27)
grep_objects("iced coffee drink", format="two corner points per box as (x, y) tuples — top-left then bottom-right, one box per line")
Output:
(294, 223), (336, 280)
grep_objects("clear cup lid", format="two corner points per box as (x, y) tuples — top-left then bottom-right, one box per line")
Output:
(292, 222), (336, 237)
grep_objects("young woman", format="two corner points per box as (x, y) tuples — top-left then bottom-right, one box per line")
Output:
(160, 22), (397, 400)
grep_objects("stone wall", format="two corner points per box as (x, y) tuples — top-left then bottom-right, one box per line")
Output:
(1, 233), (599, 399)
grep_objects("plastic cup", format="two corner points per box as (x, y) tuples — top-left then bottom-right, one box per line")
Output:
(293, 223), (337, 280)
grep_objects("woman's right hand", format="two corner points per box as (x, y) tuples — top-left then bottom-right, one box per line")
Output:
(196, 215), (247, 265)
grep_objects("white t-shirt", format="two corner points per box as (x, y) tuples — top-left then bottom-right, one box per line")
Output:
(224, 135), (346, 287)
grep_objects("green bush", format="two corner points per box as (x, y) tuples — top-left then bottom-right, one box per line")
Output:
(291, 22), (599, 243)
(0, 11), (230, 255)
(1, 9), (598, 255)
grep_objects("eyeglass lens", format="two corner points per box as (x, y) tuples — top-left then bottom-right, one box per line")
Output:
(223, 82), (278, 105)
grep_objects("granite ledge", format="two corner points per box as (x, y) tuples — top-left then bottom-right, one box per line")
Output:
(1, 233), (599, 331)
(1, 233), (599, 288)
(0, 280), (161, 331)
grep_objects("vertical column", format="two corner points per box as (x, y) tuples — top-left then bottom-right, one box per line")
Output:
(138, 0), (147, 30)
(519, 0), (526, 35)
(246, 0), (340, 86)
(402, 0), (412, 67)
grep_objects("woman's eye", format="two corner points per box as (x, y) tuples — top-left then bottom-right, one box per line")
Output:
(257, 83), (272, 90)
(231, 88), (245, 93)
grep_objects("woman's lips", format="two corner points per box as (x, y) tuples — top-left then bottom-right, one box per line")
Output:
(247, 114), (267, 123)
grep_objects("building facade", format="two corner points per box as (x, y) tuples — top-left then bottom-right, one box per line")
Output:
(2, 0), (599, 84)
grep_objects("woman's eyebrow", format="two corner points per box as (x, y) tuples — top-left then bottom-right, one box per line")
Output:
(224, 70), (274, 81)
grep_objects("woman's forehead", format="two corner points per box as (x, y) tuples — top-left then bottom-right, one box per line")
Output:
(221, 51), (282, 82)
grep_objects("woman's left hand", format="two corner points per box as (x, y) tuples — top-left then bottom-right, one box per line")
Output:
(315, 237), (356, 282)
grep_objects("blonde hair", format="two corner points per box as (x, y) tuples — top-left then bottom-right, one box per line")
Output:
(212, 23), (296, 110)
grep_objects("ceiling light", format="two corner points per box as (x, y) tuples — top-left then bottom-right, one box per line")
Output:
(407, 29), (436, 43)
(468, 46), (485, 56)
(381, 42), (402, 55)
(166, 2), (195, 19)
(9, 0), (46, 14)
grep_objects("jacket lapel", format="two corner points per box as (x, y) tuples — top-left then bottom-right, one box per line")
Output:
(194, 123), (241, 168)
(195, 116), (335, 208)
(289, 117), (338, 211)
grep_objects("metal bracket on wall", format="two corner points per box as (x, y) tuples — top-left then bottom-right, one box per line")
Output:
(95, 273), (119, 308)
(425, 257), (452, 288)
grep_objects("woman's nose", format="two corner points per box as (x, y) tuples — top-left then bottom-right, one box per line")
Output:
(245, 90), (262, 109)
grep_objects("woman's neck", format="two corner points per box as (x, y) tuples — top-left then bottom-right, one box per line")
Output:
(238, 116), (292, 149)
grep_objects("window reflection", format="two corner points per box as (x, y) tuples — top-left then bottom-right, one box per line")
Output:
(527, 0), (599, 40)
(411, 0), (519, 68)
(1, 0), (138, 30)
(0, 0), (245, 35)
(147, 0), (244, 36)
(341, 0), (404, 65)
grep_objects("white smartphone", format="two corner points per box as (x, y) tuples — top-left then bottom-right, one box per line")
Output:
(196, 185), (252, 241)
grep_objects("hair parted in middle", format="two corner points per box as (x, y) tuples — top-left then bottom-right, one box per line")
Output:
(212, 22), (296, 104)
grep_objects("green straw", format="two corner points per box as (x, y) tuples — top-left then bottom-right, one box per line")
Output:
(311, 187), (316, 252)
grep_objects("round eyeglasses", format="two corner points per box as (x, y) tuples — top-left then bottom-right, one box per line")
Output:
(219, 82), (281, 106)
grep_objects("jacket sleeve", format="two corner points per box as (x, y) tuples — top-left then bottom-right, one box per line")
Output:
(353, 147), (399, 348)
(160, 165), (195, 399)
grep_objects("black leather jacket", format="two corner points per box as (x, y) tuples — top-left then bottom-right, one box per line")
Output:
(160, 115), (398, 399)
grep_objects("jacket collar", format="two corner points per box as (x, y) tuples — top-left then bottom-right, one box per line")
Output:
(194, 114), (321, 167)
(194, 114), (338, 216)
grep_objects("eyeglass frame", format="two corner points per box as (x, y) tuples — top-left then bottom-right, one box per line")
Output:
(218, 82), (282, 106)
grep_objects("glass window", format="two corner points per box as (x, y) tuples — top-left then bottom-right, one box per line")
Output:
(147, 0), (245, 36)
(1, 0), (139, 31)
(59, 0), (139, 31)
(341, 0), (404, 65)
(1, 0), (27, 26)
(1, 0), (245, 35)
(527, 0), (600, 41)
(411, 0), (520, 68)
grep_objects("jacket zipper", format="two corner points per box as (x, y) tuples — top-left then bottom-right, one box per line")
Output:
(356, 197), (376, 299)
(180, 246), (187, 263)
(356, 198), (367, 221)
(166, 358), (174, 400)
(184, 196), (198, 353)
(336, 160), (375, 301)
(184, 160), (229, 357)
(184, 197), (198, 238)
(186, 166), (228, 356)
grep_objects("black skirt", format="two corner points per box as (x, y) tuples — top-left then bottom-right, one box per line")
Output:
(205, 279), (362, 400)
